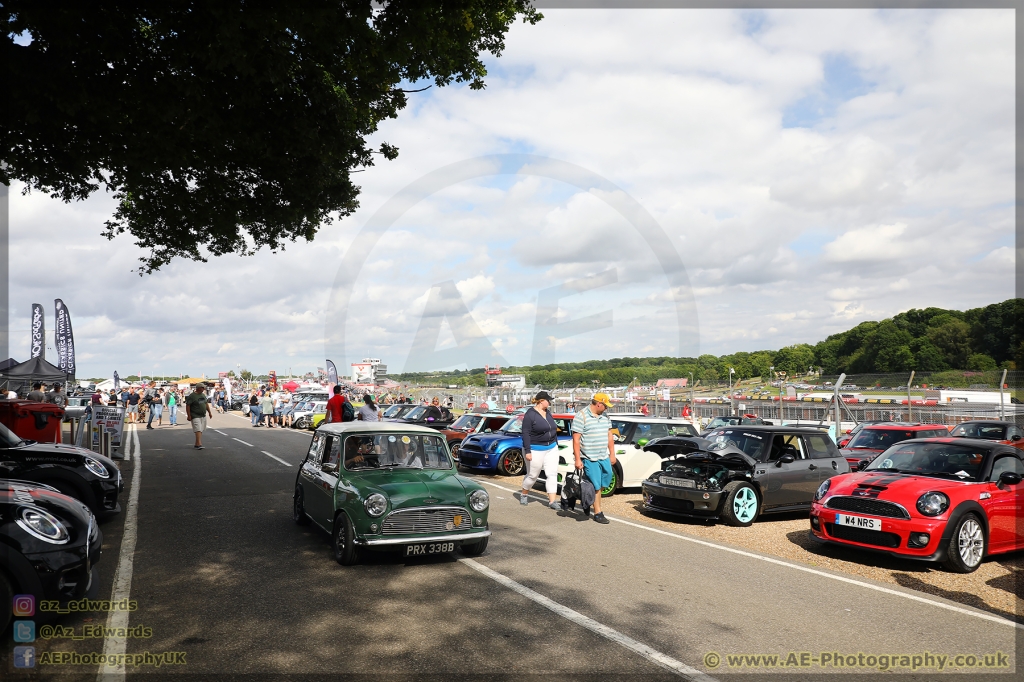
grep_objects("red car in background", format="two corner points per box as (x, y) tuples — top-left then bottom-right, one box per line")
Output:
(948, 420), (1024, 450)
(440, 412), (512, 461)
(810, 438), (1024, 572)
(839, 423), (950, 469)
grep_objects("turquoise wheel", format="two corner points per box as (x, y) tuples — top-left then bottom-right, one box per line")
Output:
(722, 482), (759, 527)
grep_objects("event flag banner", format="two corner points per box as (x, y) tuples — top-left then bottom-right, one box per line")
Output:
(326, 359), (338, 385)
(30, 303), (45, 359)
(91, 405), (126, 450)
(54, 299), (76, 379)
(113, 371), (121, 391)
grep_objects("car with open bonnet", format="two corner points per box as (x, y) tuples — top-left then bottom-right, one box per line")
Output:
(292, 422), (491, 565)
(641, 425), (849, 526)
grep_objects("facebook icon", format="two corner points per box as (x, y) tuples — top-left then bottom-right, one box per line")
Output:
(13, 646), (36, 668)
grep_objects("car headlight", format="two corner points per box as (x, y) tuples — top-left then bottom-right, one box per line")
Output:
(814, 478), (831, 501)
(469, 489), (489, 512)
(17, 506), (70, 544)
(488, 440), (501, 452)
(364, 493), (388, 517)
(916, 491), (949, 517)
(84, 457), (110, 478)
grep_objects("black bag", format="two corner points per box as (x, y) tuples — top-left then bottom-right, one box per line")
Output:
(560, 468), (584, 511)
(341, 400), (356, 422)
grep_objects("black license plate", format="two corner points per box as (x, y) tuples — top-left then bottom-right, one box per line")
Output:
(404, 541), (455, 557)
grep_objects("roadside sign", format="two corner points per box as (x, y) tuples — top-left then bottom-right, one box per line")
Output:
(91, 405), (126, 449)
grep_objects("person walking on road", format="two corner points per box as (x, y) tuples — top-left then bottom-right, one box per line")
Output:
(185, 383), (213, 449)
(357, 394), (379, 422)
(519, 391), (561, 509)
(126, 388), (140, 423)
(165, 389), (178, 426)
(571, 393), (617, 524)
(249, 391), (262, 426)
(147, 388), (164, 429)
(325, 385), (346, 424)
(260, 391), (275, 428)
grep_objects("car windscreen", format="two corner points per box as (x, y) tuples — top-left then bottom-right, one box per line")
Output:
(950, 423), (1007, 440)
(451, 414), (483, 430)
(405, 407), (428, 420)
(344, 434), (452, 470)
(0, 422), (25, 448)
(381, 405), (405, 418)
(708, 417), (740, 428)
(867, 442), (986, 480)
(502, 414), (526, 434)
(706, 429), (768, 460)
(847, 428), (917, 450)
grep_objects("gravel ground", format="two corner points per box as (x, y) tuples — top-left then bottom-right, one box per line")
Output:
(600, 491), (1023, 623)
(474, 466), (1024, 623)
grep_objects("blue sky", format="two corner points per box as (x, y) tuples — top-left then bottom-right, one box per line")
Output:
(7, 9), (1015, 379)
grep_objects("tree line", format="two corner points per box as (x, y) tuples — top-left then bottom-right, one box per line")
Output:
(390, 298), (1022, 387)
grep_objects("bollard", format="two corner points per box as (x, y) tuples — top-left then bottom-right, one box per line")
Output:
(101, 430), (110, 458)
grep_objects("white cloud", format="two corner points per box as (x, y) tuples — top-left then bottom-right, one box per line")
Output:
(7, 8), (1013, 378)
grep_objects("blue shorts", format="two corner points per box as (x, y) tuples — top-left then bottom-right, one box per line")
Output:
(582, 457), (613, 491)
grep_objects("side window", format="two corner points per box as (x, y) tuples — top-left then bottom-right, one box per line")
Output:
(486, 417), (508, 431)
(554, 419), (571, 436)
(322, 436), (341, 472)
(307, 433), (326, 465)
(645, 424), (671, 440)
(989, 456), (1024, 481)
(667, 424), (697, 437)
(802, 434), (836, 459)
(768, 434), (805, 461)
(1007, 426), (1023, 440)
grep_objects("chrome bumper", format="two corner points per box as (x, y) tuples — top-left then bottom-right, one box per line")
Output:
(357, 529), (491, 546)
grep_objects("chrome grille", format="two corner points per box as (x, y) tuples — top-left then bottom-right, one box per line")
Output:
(826, 496), (909, 519)
(382, 507), (472, 535)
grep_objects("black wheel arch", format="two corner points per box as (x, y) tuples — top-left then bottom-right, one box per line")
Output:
(939, 501), (989, 549)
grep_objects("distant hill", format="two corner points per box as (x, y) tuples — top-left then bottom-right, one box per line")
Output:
(389, 298), (1022, 387)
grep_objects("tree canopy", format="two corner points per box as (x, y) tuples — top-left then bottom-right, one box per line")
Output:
(390, 298), (1023, 387)
(2, 2), (541, 272)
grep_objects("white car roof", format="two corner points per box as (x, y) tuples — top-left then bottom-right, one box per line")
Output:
(316, 422), (441, 436)
(609, 416), (698, 424)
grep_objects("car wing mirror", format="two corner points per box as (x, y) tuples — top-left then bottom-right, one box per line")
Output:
(636, 438), (649, 447)
(857, 460), (870, 471)
(321, 462), (337, 473)
(1012, 435), (1021, 441)
(997, 471), (1022, 488)
(426, 417), (435, 422)
(484, 428), (492, 433)
(776, 454), (795, 466)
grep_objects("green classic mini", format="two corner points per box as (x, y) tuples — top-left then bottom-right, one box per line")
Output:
(292, 422), (491, 565)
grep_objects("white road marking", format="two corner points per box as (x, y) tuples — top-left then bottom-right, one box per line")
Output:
(96, 427), (142, 681)
(261, 451), (292, 466)
(233, 438), (254, 447)
(460, 558), (715, 681)
(213, 429), (228, 435)
(474, 479), (1023, 630)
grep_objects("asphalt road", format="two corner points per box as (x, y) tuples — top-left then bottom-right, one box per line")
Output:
(9, 412), (1021, 680)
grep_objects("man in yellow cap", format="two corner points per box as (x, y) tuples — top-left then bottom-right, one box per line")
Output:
(571, 392), (617, 523)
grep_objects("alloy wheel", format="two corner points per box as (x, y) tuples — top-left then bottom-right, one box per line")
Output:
(957, 518), (984, 567)
(733, 487), (758, 524)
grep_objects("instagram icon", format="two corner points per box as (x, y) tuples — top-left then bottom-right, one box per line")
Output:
(13, 594), (35, 617)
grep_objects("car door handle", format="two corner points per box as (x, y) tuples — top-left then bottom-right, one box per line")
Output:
(808, 464), (818, 470)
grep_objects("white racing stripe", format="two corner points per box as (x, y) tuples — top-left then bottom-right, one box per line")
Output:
(261, 451), (292, 466)
(460, 558), (715, 681)
(233, 438), (253, 447)
(474, 479), (1023, 631)
(96, 426), (142, 681)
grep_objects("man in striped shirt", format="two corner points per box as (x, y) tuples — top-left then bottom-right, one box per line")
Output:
(571, 393), (617, 524)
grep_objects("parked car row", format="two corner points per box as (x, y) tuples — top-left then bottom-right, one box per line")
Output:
(1, 420), (121, 633)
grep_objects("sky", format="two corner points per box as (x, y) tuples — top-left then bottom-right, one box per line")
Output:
(7, 8), (1015, 380)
